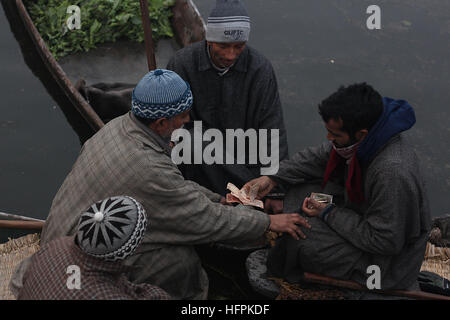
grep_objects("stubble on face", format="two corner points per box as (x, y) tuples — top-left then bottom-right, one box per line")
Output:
(207, 42), (246, 68)
(325, 118), (352, 148)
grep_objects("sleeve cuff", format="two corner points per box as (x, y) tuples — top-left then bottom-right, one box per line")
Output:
(319, 204), (336, 222)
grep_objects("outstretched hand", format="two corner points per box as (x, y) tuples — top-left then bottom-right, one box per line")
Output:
(242, 176), (277, 200)
(268, 213), (311, 240)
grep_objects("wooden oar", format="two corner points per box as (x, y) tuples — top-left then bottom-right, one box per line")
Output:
(303, 272), (450, 300)
(139, 0), (157, 71)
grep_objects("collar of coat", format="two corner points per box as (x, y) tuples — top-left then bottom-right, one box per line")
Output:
(128, 112), (172, 156)
(69, 237), (133, 275)
(197, 40), (249, 73)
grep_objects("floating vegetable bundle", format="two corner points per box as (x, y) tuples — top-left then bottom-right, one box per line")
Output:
(24, 0), (175, 60)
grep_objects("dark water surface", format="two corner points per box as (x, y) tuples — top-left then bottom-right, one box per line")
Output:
(0, 0), (449, 242)
(0, 1), (80, 242)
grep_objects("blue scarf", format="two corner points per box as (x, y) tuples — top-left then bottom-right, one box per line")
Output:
(357, 97), (416, 164)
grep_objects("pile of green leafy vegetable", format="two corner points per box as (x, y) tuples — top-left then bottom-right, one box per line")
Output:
(24, 0), (175, 60)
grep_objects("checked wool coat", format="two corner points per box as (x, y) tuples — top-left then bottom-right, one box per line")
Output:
(14, 112), (270, 300)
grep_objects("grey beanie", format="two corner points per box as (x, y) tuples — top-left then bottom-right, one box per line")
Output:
(206, 0), (251, 43)
(76, 196), (147, 261)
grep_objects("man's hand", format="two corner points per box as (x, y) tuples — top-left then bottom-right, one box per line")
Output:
(301, 197), (327, 217)
(264, 198), (284, 214)
(242, 176), (277, 200)
(269, 213), (311, 240)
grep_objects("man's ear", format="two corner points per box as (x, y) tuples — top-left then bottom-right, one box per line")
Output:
(149, 118), (168, 134)
(154, 118), (167, 128)
(355, 129), (369, 142)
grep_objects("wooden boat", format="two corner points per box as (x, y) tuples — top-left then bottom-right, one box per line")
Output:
(1, 211), (449, 300)
(1, 0), (206, 142)
(1, 0), (449, 301)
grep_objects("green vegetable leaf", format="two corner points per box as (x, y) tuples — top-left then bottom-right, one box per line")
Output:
(24, 0), (175, 60)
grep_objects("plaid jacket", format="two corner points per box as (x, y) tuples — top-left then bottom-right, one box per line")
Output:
(38, 112), (270, 299)
(18, 237), (171, 300)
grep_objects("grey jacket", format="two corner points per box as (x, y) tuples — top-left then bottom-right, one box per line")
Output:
(36, 113), (270, 299)
(271, 134), (431, 290)
(167, 40), (288, 194)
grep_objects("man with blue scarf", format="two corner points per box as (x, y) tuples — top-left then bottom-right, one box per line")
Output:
(243, 83), (431, 294)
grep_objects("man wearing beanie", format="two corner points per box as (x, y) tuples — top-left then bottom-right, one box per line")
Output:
(17, 196), (171, 300)
(11, 69), (310, 300)
(167, 0), (288, 213)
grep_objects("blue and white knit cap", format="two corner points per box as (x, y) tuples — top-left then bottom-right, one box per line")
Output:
(76, 196), (147, 261)
(132, 69), (193, 120)
(206, 0), (251, 43)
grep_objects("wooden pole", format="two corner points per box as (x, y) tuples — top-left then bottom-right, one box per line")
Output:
(0, 212), (45, 222)
(139, 0), (157, 71)
(303, 272), (450, 301)
(0, 220), (44, 230)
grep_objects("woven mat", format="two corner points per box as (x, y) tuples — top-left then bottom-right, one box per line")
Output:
(0, 233), (40, 300)
(420, 242), (450, 281)
(270, 277), (346, 300)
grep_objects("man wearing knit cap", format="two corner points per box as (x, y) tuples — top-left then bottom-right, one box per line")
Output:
(167, 0), (288, 214)
(243, 83), (431, 293)
(17, 196), (171, 300)
(11, 69), (310, 300)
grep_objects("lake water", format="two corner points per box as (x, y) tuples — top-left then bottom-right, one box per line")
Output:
(0, 0), (449, 242)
